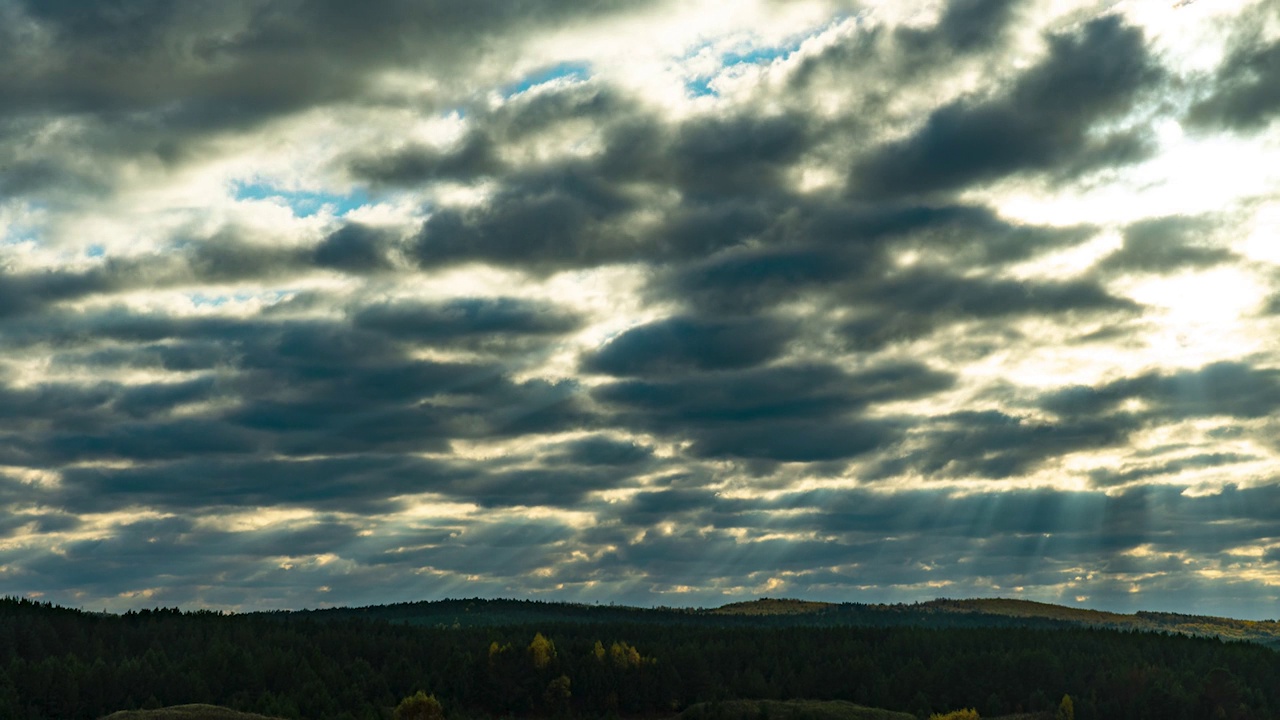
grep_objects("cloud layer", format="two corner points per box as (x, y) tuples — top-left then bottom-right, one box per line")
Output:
(3, 0), (1280, 618)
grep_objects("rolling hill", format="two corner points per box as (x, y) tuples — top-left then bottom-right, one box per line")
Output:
(100, 706), (285, 720)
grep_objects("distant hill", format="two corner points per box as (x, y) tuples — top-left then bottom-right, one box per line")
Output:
(709, 598), (837, 615)
(677, 698), (1050, 720)
(277, 595), (1280, 649)
(100, 705), (285, 720)
(679, 698), (914, 720)
(919, 598), (1280, 648)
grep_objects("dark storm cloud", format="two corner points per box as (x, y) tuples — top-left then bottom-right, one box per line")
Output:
(660, 203), (1101, 314)
(868, 409), (1135, 479)
(449, 467), (631, 509)
(891, 0), (1026, 66)
(348, 132), (503, 187)
(586, 483), (1280, 596)
(412, 165), (641, 273)
(56, 455), (455, 513)
(1044, 361), (1280, 420)
(840, 270), (1136, 350)
(667, 113), (814, 199)
(0, 230), (408, 323)
(312, 224), (397, 273)
(1088, 452), (1261, 488)
(1186, 3), (1280, 132)
(362, 519), (577, 575)
(933, 0), (1023, 52)
(10, 514), (369, 597)
(593, 361), (953, 461)
(583, 316), (792, 376)
(0, 0), (652, 129)
(346, 82), (634, 187)
(0, 302), (590, 466)
(549, 435), (655, 467)
(852, 15), (1161, 198)
(1097, 214), (1235, 274)
(47, 442), (634, 514)
(353, 297), (583, 344)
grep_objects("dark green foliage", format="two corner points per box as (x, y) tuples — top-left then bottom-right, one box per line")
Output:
(2, 596), (1280, 720)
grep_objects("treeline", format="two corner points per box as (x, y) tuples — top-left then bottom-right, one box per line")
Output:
(2, 596), (1278, 720)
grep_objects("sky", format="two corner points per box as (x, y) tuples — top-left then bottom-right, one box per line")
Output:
(2, 0), (1280, 619)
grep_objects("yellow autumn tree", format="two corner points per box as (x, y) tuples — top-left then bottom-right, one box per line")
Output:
(394, 691), (444, 720)
(929, 710), (979, 720)
(1056, 694), (1074, 720)
(529, 632), (557, 669)
(609, 640), (642, 669)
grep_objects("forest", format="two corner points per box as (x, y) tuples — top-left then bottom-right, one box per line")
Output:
(2, 596), (1278, 720)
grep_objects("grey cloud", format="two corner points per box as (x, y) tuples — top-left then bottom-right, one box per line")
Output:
(669, 113), (814, 199)
(312, 224), (397, 273)
(839, 270), (1136, 350)
(0, 0), (653, 128)
(689, 418), (898, 462)
(1098, 215), (1236, 274)
(347, 132), (502, 187)
(45, 418), (260, 463)
(933, 0), (1023, 52)
(1186, 13), (1280, 132)
(57, 455), (455, 513)
(550, 435), (655, 467)
(1088, 452), (1263, 488)
(583, 316), (793, 376)
(594, 361), (952, 461)
(661, 204), (1099, 314)
(868, 409), (1134, 480)
(1044, 361), (1280, 421)
(0, 230), (401, 323)
(892, 0), (1026, 64)
(346, 82), (633, 187)
(852, 16), (1161, 198)
(12, 513), (367, 598)
(353, 297), (583, 345)
(0, 306), (593, 467)
(412, 166), (639, 273)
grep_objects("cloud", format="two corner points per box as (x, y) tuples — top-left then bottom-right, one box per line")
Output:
(584, 315), (793, 375)
(851, 15), (1161, 198)
(1186, 4), (1280, 132)
(3, 0), (1280, 617)
(1097, 215), (1236, 274)
(593, 361), (952, 461)
(1044, 361), (1280, 421)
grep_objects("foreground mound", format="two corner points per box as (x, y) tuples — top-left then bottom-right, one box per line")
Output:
(101, 704), (286, 720)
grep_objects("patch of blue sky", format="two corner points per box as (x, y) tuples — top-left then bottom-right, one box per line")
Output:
(233, 181), (370, 218)
(1, 200), (46, 246)
(685, 38), (806, 97)
(684, 18), (854, 98)
(503, 61), (592, 97)
(186, 289), (292, 308)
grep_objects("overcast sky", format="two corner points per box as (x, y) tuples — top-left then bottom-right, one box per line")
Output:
(3, 0), (1280, 619)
